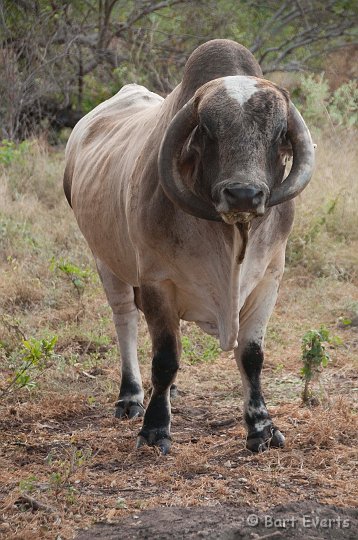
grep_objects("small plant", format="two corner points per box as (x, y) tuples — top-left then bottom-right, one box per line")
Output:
(66, 486), (79, 505)
(0, 335), (58, 398)
(51, 258), (93, 298)
(48, 446), (92, 498)
(300, 326), (341, 405)
(19, 475), (38, 494)
(338, 301), (358, 328)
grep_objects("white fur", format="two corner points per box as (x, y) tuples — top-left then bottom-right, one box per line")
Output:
(254, 418), (272, 432)
(246, 404), (268, 418)
(224, 76), (258, 106)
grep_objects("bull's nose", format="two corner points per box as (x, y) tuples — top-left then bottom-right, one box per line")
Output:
(223, 186), (266, 214)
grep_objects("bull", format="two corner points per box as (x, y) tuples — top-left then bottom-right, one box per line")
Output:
(64, 39), (315, 454)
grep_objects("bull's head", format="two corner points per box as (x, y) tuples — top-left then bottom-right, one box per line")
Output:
(158, 76), (315, 223)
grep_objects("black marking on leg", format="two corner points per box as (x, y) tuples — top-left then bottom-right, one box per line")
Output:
(119, 378), (143, 400)
(241, 341), (263, 387)
(151, 332), (179, 392)
(137, 332), (179, 454)
(141, 393), (171, 431)
(241, 342), (284, 452)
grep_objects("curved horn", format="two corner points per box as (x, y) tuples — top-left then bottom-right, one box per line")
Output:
(158, 99), (222, 221)
(268, 102), (315, 207)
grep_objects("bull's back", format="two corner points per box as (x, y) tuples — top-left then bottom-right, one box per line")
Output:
(64, 84), (163, 283)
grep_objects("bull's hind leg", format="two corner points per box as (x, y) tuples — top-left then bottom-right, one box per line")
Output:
(136, 282), (181, 454)
(96, 259), (144, 419)
(235, 251), (286, 452)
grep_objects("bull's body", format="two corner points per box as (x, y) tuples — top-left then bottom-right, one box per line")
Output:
(65, 40), (314, 453)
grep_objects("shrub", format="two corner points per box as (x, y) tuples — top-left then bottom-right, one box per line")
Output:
(297, 76), (358, 130)
(300, 326), (341, 405)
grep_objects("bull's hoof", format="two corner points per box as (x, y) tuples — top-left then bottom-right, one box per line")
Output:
(115, 400), (145, 420)
(136, 427), (172, 455)
(246, 426), (285, 453)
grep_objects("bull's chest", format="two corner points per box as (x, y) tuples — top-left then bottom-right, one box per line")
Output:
(136, 218), (273, 351)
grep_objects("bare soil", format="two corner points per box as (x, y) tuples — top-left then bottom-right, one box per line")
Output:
(77, 502), (358, 539)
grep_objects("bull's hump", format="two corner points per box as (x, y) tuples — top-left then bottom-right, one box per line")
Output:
(223, 76), (258, 106)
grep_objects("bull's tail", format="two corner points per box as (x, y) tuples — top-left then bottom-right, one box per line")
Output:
(63, 164), (73, 208)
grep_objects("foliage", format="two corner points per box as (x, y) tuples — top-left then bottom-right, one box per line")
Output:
(48, 446), (92, 498)
(0, 335), (58, 398)
(1, 0), (356, 139)
(18, 446), (92, 502)
(298, 75), (331, 128)
(0, 139), (30, 166)
(300, 326), (341, 404)
(297, 75), (358, 130)
(286, 198), (339, 267)
(329, 81), (358, 127)
(51, 258), (93, 297)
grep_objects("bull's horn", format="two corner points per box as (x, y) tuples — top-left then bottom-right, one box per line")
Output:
(268, 102), (315, 207)
(158, 99), (221, 221)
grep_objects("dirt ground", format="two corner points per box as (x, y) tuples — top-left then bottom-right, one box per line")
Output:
(1, 281), (357, 539)
(77, 502), (358, 539)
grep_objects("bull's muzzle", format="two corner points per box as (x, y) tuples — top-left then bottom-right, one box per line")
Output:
(222, 186), (266, 215)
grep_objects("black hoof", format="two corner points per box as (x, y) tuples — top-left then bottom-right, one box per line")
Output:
(270, 427), (285, 448)
(246, 425), (285, 453)
(115, 400), (145, 420)
(136, 427), (172, 455)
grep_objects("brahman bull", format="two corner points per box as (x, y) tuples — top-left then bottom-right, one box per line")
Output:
(64, 39), (315, 454)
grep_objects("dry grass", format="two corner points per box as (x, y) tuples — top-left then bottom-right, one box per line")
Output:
(0, 131), (357, 539)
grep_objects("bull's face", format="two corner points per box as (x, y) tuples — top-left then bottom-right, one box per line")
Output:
(159, 76), (315, 223)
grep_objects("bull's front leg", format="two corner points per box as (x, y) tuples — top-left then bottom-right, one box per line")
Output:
(137, 283), (181, 454)
(236, 252), (286, 452)
(96, 259), (144, 419)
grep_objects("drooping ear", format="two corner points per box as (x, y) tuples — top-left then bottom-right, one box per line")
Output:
(279, 134), (293, 164)
(178, 125), (202, 188)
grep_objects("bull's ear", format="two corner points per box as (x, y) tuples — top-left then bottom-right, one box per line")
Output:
(178, 126), (201, 187)
(182, 125), (201, 156)
(279, 135), (293, 164)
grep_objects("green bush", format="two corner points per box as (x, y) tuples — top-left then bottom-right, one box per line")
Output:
(1, 335), (58, 398)
(0, 139), (30, 166)
(329, 81), (358, 127)
(298, 76), (358, 130)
